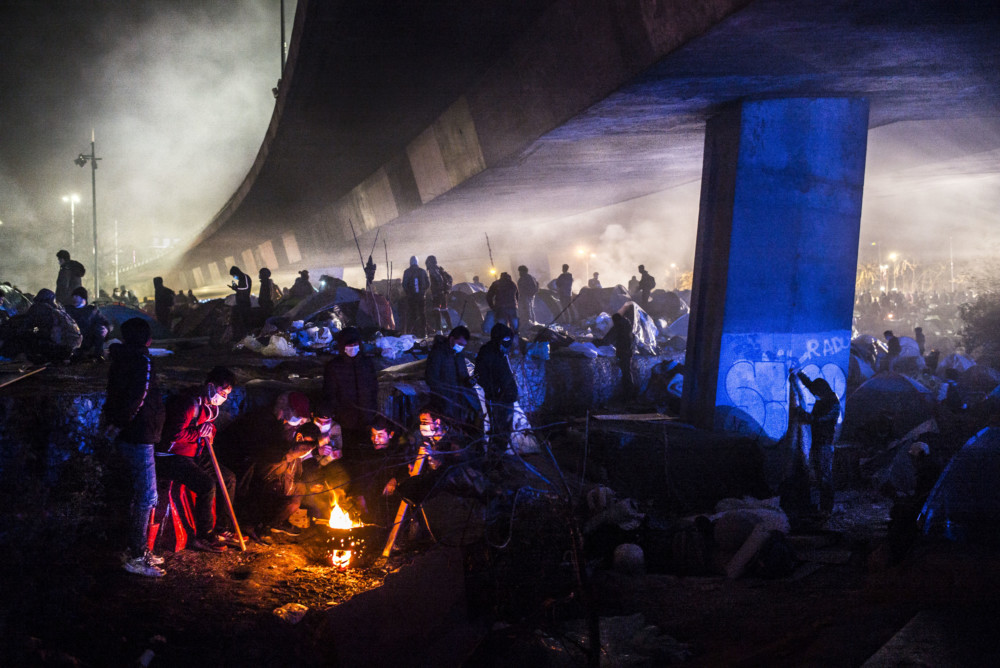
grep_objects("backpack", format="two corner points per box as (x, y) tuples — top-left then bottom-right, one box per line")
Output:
(440, 268), (453, 293)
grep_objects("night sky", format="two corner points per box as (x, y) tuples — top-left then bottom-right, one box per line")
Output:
(0, 0), (288, 289)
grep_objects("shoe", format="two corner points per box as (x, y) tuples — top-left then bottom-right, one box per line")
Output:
(144, 550), (165, 565)
(123, 555), (165, 578)
(190, 536), (227, 553)
(269, 521), (303, 536)
(214, 531), (242, 547)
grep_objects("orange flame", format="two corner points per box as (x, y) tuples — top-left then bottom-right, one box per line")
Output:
(329, 499), (362, 569)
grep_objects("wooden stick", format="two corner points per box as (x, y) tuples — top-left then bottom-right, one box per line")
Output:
(0, 365), (47, 389)
(381, 445), (429, 558)
(206, 441), (246, 551)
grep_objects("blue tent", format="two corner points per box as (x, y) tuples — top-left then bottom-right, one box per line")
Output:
(919, 427), (1000, 544)
(99, 303), (173, 340)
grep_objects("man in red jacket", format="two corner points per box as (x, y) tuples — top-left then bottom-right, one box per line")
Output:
(157, 366), (238, 552)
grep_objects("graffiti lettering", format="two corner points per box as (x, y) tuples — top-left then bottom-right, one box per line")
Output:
(799, 336), (847, 364)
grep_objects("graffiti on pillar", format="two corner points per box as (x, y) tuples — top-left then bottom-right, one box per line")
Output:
(718, 332), (849, 442)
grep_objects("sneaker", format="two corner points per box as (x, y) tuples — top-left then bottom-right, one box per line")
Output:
(144, 550), (165, 566)
(123, 555), (165, 578)
(189, 536), (227, 553)
(269, 521), (303, 536)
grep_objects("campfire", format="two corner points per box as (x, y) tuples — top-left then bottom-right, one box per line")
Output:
(327, 498), (361, 569)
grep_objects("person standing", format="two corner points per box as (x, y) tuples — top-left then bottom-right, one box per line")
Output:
(588, 272), (602, 289)
(598, 312), (636, 399)
(55, 249), (86, 307)
(102, 318), (166, 577)
(229, 266), (252, 341)
(157, 366), (238, 552)
(425, 326), (477, 430)
(555, 264), (573, 319)
(289, 270), (315, 298)
(637, 265), (655, 310)
(627, 275), (640, 299)
(486, 271), (519, 334)
(322, 327), (379, 455)
(426, 255), (453, 333)
(475, 323), (519, 452)
(402, 256), (429, 336)
(796, 372), (840, 515)
(516, 266), (538, 325)
(258, 268), (276, 318)
(153, 277), (175, 331)
(67, 286), (110, 361)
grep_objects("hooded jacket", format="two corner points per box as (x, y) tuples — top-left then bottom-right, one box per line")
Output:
(55, 260), (86, 305)
(103, 342), (165, 444)
(425, 334), (475, 420)
(160, 387), (221, 457)
(402, 258), (429, 297)
(475, 325), (518, 404)
(486, 274), (519, 311)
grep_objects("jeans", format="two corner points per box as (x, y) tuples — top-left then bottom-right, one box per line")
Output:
(120, 441), (157, 556)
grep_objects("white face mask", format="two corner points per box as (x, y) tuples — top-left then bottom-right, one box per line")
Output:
(209, 392), (227, 406)
(287, 416), (308, 427)
(452, 343), (465, 354)
(344, 345), (360, 358)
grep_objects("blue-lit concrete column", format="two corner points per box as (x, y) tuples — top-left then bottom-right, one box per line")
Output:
(683, 98), (869, 442)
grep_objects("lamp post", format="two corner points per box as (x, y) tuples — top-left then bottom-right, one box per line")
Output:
(670, 263), (678, 290)
(74, 130), (101, 296)
(62, 194), (79, 255)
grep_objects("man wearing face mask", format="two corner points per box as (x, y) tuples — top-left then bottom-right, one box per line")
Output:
(475, 323), (519, 451)
(157, 366), (238, 552)
(322, 327), (379, 456)
(425, 326), (478, 430)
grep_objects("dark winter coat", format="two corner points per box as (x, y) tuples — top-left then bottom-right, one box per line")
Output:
(160, 387), (221, 457)
(598, 317), (634, 360)
(67, 304), (110, 348)
(486, 276), (519, 311)
(103, 342), (165, 444)
(24, 301), (82, 350)
(232, 272), (252, 308)
(425, 335), (476, 420)
(289, 276), (314, 298)
(475, 341), (518, 404)
(323, 354), (379, 431)
(258, 277), (275, 310)
(809, 393), (840, 446)
(55, 260), (86, 305)
(402, 265), (430, 297)
(555, 271), (573, 300)
(517, 272), (538, 299)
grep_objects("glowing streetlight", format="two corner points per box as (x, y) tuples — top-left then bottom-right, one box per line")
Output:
(73, 130), (101, 296)
(62, 194), (80, 254)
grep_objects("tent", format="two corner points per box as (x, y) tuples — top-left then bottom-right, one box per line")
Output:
(99, 303), (173, 340)
(0, 284), (31, 318)
(920, 427), (1000, 544)
(665, 312), (689, 338)
(572, 286), (632, 321)
(937, 352), (976, 377)
(284, 286), (361, 322)
(956, 364), (1000, 398)
(841, 371), (934, 444)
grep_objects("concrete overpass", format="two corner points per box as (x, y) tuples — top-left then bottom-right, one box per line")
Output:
(153, 0), (1000, 294)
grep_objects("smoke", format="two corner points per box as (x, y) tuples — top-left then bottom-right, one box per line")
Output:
(0, 0), (286, 291)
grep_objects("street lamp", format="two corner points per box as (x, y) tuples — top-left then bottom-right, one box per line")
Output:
(62, 194), (80, 254)
(73, 130), (101, 296)
(670, 263), (678, 290)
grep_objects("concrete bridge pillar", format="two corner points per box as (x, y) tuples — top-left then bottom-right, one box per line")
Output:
(682, 97), (869, 442)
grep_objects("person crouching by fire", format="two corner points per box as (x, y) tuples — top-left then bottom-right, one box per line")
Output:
(157, 366), (239, 553)
(298, 401), (352, 527)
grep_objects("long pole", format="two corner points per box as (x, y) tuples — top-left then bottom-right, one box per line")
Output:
(280, 0), (286, 71)
(114, 219), (120, 289)
(90, 130), (99, 297)
(950, 236), (955, 294)
(206, 441), (246, 551)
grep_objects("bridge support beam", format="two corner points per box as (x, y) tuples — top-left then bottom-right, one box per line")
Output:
(682, 97), (869, 442)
